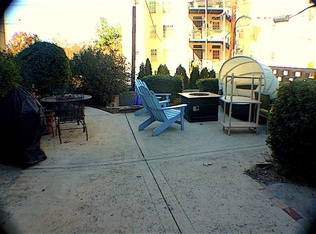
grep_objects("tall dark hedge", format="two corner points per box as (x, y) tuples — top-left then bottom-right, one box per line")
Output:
(15, 41), (70, 98)
(189, 66), (200, 89)
(157, 64), (170, 76)
(266, 79), (316, 184)
(142, 75), (183, 102)
(174, 64), (189, 89)
(196, 78), (219, 93)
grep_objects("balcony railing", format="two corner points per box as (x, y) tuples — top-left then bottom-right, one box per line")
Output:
(189, 0), (224, 8)
(189, 30), (226, 41)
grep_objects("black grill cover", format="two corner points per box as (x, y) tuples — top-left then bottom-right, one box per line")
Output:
(0, 87), (47, 166)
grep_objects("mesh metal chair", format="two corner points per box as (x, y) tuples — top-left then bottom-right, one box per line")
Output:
(54, 94), (88, 144)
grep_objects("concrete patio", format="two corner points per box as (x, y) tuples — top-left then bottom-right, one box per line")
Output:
(0, 106), (315, 233)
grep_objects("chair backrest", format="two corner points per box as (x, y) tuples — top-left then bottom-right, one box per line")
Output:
(55, 95), (85, 123)
(135, 79), (148, 106)
(138, 85), (167, 122)
(135, 79), (148, 94)
(135, 79), (152, 107)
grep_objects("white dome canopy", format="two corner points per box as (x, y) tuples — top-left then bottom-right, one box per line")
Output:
(219, 56), (279, 99)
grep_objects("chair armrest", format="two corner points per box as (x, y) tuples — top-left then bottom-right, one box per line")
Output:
(155, 93), (171, 100)
(155, 93), (171, 97)
(162, 104), (187, 110)
(159, 100), (170, 104)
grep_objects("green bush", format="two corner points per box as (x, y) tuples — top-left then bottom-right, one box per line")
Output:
(189, 66), (200, 89)
(157, 64), (170, 76)
(266, 79), (316, 184)
(142, 75), (183, 102)
(174, 64), (189, 89)
(70, 48), (128, 106)
(200, 67), (209, 78)
(197, 78), (219, 93)
(15, 41), (70, 98)
(0, 52), (21, 101)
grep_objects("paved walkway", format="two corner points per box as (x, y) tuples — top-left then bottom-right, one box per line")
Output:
(0, 107), (315, 233)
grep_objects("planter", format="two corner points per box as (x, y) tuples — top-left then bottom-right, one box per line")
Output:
(44, 110), (55, 135)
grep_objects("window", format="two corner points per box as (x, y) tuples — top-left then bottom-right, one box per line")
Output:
(212, 50), (220, 59)
(237, 28), (244, 39)
(193, 45), (203, 49)
(162, 1), (172, 13)
(295, 71), (301, 77)
(212, 44), (221, 59)
(148, 1), (156, 13)
(193, 44), (203, 59)
(212, 21), (220, 31)
(271, 52), (275, 60)
(193, 16), (203, 30)
(151, 49), (157, 61)
(163, 25), (173, 37)
(150, 25), (156, 38)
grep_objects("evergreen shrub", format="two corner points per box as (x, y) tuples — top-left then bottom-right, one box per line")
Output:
(266, 79), (316, 185)
(70, 48), (128, 106)
(142, 75), (183, 102)
(197, 78), (219, 93)
(15, 41), (70, 98)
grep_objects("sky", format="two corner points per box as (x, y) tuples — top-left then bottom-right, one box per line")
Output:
(4, 0), (134, 57)
(4, 0), (315, 68)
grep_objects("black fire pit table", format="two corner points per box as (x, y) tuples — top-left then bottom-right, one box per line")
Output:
(178, 92), (221, 122)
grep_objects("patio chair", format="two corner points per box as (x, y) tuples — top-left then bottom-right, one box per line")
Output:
(54, 94), (88, 143)
(41, 107), (54, 136)
(134, 79), (171, 116)
(137, 84), (187, 136)
(257, 93), (275, 134)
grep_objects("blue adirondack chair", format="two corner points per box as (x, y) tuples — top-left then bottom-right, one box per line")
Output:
(134, 79), (171, 116)
(137, 84), (187, 136)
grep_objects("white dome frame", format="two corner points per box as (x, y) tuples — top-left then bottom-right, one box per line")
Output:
(218, 56), (279, 99)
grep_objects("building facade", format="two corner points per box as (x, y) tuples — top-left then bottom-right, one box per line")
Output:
(135, 0), (246, 75)
(135, 0), (316, 77)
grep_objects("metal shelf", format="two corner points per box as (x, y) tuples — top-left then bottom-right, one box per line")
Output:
(220, 74), (262, 135)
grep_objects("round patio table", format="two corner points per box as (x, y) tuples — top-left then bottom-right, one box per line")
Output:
(40, 94), (92, 103)
(40, 94), (92, 144)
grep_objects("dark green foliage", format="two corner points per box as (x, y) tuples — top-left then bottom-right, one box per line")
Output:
(157, 64), (170, 76)
(209, 69), (216, 78)
(137, 62), (146, 80)
(189, 66), (200, 89)
(174, 64), (189, 89)
(196, 78), (219, 93)
(200, 67), (209, 78)
(70, 48), (127, 106)
(145, 58), (152, 76)
(142, 75), (183, 102)
(138, 59), (152, 80)
(266, 79), (316, 184)
(15, 41), (70, 98)
(200, 67), (216, 79)
(0, 52), (21, 101)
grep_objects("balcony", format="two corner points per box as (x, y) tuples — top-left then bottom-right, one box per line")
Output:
(188, 0), (224, 8)
(189, 29), (226, 42)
